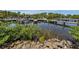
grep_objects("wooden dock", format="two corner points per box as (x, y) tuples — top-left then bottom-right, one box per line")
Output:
(0, 18), (79, 26)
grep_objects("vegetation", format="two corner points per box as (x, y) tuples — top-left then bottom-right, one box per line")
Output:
(69, 26), (79, 41)
(39, 36), (45, 43)
(1, 10), (79, 20)
(0, 22), (37, 45)
(0, 10), (79, 45)
(0, 21), (54, 45)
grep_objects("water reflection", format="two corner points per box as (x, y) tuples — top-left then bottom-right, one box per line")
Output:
(37, 22), (76, 43)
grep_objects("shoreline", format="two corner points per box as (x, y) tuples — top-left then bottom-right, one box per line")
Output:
(0, 38), (77, 49)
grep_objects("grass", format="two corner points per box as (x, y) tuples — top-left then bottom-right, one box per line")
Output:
(69, 26), (79, 41)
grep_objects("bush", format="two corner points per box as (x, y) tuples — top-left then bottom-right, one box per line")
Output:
(69, 26), (79, 41)
(0, 22), (54, 45)
(39, 36), (45, 43)
(0, 22), (41, 45)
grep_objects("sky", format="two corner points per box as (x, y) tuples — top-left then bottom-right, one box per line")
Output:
(8, 10), (79, 15)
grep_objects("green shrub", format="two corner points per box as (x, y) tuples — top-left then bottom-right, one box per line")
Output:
(0, 35), (10, 45)
(0, 21), (54, 45)
(0, 22), (42, 45)
(39, 36), (45, 43)
(69, 26), (79, 41)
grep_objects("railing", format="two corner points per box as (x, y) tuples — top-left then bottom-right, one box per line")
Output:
(0, 18), (79, 23)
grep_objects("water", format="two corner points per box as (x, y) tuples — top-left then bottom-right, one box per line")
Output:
(65, 22), (78, 26)
(9, 23), (16, 28)
(36, 22), (77, 44)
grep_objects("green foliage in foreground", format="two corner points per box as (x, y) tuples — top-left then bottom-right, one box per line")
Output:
(0, 22), (42, 45)
(39, 36), (45, 43)
(69, 26), (79, 41)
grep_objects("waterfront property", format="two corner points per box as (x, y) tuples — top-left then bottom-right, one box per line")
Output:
(1, 10), (79, 49)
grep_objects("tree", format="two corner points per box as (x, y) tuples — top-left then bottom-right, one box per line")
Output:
(66, 14), (72, 18)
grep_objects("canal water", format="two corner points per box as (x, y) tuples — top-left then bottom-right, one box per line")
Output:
(36, 22), (79, 44)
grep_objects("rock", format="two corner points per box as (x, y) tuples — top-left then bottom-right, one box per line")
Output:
(14, 41), (20, 45)
(39, 44), (44, 48)
(44, 41), (53, 48)
(16, 44), (23, 49)
(30, 41), (36, 48)
(23, 44), (31, 49)
(34, 45), (40, 48)
(67, 41), (72, 46)
(1, 38), (74, 49)
(63, 46), (68, 49)
(21, 44), (26, 49)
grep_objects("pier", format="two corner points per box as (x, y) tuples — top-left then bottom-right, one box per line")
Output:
(0, 18), (79, 26)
